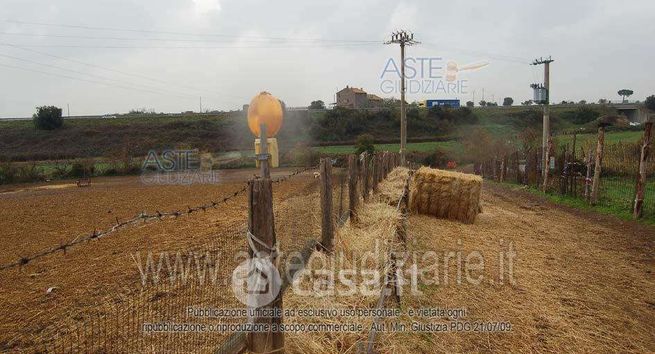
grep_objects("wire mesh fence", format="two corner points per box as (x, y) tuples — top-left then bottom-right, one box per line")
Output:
(478, 127), (655, 220)
(0, 166), (323, 353)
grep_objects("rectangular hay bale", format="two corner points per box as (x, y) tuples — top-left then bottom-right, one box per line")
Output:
(409, 166), (482, 224)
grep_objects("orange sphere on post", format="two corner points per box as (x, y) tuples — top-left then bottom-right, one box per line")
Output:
(247, 92), (283, 138)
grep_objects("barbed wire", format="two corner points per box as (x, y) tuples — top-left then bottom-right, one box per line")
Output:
(0, 165), (318, 272)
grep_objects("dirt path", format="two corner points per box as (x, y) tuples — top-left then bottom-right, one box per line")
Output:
(395, 184), (655, 353)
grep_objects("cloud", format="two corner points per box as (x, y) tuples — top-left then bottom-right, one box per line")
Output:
(192, 0), (222, 16)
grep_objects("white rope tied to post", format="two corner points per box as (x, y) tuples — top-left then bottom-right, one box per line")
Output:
(246, 230), (278, 260)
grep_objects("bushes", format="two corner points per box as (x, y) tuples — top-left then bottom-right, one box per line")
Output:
(355, 134), (375, 155)
(309, 107), (479, 142)
(33, 106), (63, 130)
(69, 160), (95, 178)
(0, 161), (17, 184)
(285, 143), (321, 167)
(0, 161), (43, 184)
(421, 148), (450, 168)
(559, 107), (600, 125)
(645, 95), (655, 111)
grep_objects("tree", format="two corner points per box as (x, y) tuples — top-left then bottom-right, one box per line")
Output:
(33, 106), (63, 130)
(617, 89), (634, 103)
(308, 100), (325, 110)
(502, 97), (514, 106)
(466, 101), (474, 108)
(479, 100), (487, 107)
(598, 98), (608, 104)
(355, 133), (375, 155)
(463, 127), (494, 162)
(645, 95), (655, 111)
(578, 100), (587, 105)
(521, 100), (533, 106)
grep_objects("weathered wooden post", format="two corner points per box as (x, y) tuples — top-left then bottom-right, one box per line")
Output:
(372, 153), (380, 192)
(361, 153), (370, 201)
(319, 158), (334, 252)
(258, 124), (270, 178)
(561, 146), (569, 195)
(247, 178), (283, 353)
(584, 147), (593, 201)
(634, 122), (653, 218)
(515, 151), (521, 184)
(348, 154), (359, 221)
(499, 155), (506, 183)
(542, 136), (553, 192)
(590, 126), (606, 205)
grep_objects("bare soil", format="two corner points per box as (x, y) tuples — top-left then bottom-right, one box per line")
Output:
(389, 183), (655, 353)
(0, 171), (653, 353)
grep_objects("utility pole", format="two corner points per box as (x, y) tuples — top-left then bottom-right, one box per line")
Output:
(67, 103), (70, 118)
(199, 96), (202, 113)
(472, 90), (476, 106)
(482, 88), (485, 101)
(385, 30), (419, 166)
(531, 56), (554, 180)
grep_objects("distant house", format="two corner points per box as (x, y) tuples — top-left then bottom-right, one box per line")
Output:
(367, 94), (383, 108)
(336, 86), (369, 109)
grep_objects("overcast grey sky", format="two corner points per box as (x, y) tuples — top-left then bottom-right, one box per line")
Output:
(0, 0), (653, 117)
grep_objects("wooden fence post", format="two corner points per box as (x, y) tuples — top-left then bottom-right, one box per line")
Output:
(584, 147), (593, 201)
(499, 155), (506, 183)
(348, 155), (359, 221)
(515, 151), (521, 184)
(634, 122), (653, 218)
(372, 153), (380, 192)
(362, 153), (370, 201)
(560, 146), (569, 195)
(320, 158), (334, 252)
(246, 178), (283, 353)
(590, 126), (606, 205)
(542, 136), (552, 192)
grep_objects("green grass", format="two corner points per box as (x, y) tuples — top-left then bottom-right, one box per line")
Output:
(494, 178), (655, 224)
(314, 140), (463, 155)
(554, 130), (643, 148)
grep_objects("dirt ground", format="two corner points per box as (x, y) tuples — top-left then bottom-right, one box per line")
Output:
(0, 170), (653, 352)
(0, 168), (325, 352)
(387, 183), (655, 353)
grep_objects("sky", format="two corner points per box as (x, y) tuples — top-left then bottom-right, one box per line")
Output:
(0, 0), (654, 117)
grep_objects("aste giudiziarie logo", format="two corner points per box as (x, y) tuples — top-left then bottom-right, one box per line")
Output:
(379, 56), (488, 95)
(140, 149), (220, 185)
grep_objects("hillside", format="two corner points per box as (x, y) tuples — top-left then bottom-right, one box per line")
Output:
(0, 104), (631, 162)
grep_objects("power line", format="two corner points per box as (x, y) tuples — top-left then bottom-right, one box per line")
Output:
(421, 42), (531, 64)
(0, 62), (195, 99)
(0, 42), (224, 97)
(0, 42), (378, 49)
(0, 31), (382, 44)
(2, 20), (382, 43)
(0, 52), (198, 99)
